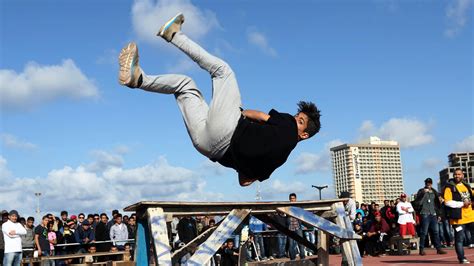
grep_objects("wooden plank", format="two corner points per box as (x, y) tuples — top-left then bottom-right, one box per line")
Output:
(253, 214), (317, 253)
(135, 214), (151, 266)
(171, 226), (217, 263)
(334, 202), (362, 266)
(277, 207), (360, 240)
(317, 230), (329, 266)
(147, 207), (172, 265)
(187, 209), (251, 265)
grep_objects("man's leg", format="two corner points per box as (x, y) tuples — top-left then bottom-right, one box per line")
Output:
(419, 215), (430, 251)
(454, 224), (466, 262)
(170, 32), (242, 160)
(428, 215), (442, 250)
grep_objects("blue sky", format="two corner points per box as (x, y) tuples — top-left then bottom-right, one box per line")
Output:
(0, 0), (473, 216)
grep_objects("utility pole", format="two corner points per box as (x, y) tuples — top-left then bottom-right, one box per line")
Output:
(311, 185), (328, 200)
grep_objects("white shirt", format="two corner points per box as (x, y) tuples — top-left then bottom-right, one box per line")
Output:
(345, 198), (357, 222)
(396, 201), (415, 225)
(2, 220), (27, 253)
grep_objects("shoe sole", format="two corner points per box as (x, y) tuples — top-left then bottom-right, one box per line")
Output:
(118, 42), (138, 86)
(158, 13), (183, 36)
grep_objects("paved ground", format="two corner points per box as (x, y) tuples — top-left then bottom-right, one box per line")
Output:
(328, 247), (472, 265)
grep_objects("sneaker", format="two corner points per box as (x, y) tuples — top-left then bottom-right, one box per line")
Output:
(460, 258), (470, 264)
(437, 249), (447, 255)
(158, 13), (185, 42)
(118, 42), (142, 88)
(470, 244), (474, 249)
(419, 249), (426, 256)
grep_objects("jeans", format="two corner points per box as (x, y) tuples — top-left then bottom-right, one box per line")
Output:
(3, 252), (22, 266)
(419, 214), (441, 249)
(277, 233), (287, 257)
(453, 223), (474, 262)
(140, 32), (242, 160)
(254, 233), (266, 258)
(438, 220), (446, 243)
(288, 229), (305, 260)
(41, 251), (54, 266)
(304, 229), (316, 255)
(443, 219), (454, 243)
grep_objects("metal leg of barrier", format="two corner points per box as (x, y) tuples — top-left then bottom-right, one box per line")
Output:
(135, 210), (152, 266)
(147, 207), (172, 265)
(186, 209), (251, 265)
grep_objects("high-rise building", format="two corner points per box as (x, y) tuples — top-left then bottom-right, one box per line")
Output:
(439, 152), (474, 189)
(330, 136), (404, 204)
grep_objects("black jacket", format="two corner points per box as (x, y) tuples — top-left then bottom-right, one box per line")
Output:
(413, 187), (441, 215)
(443, 180), (474, 220)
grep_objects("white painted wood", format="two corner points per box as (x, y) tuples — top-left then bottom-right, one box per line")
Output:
(147, 207), (172, 265)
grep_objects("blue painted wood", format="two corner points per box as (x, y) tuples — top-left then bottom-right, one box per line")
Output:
(135, 215), (151, 266)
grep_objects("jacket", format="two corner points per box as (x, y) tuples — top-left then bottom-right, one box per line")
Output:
(413, 187), (441, 215)
(443, 180), (474, 220)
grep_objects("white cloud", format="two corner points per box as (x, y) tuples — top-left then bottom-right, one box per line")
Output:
(260, 179), (307, 200)
(444, 0), (473, 38)
(1, 133), (37, 150)
(455, 135), (474, 152)
(0, 152), (223, 216)
(131, 0), (220, 44)
(294, 139), (344, 174)
(0, 59), (99, 111)
(247, 27), (277, 57)
(358, 118), (434, 148)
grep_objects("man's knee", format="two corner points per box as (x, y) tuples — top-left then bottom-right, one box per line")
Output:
(212, 61), (233, 78)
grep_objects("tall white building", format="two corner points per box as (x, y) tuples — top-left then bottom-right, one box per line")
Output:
(330, 136), (404, 204)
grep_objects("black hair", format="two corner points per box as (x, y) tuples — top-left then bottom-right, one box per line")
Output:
(61, 211), (68, 216)
(100, 213), (108, 218)
(78, 213), (85, 218)
(289, 193), (297, 199)
(297, 101), (321, 138)
(115, 213), (122, 218)
(87, 214), (94, 219)
(112, 209), (119, 215)
(27, 216), (35, 222)
(42, 215), (49, 220)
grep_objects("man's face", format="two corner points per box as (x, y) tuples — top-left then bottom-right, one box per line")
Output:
(375, 216), (381, 222)
(454, 170), (464, 183)
(42, 218), (49, 226)
(227, 241), (234, 249)
(401, 196), (407, 202)
(94, 216), (100, 223)
(384, 200), (389, 207)
(83, 224), (90, 231)
(425, 182), (432, 189)
(87, 217), (94, 225)
(123, 216), (129, 224)
(129, 218), (136, 226)
(374, 205), (380, 211)
(78, 215), (85, 223)
(289, 195), (297, 202)
(89, 247), (97, 253)
(101, 215), (108, 223)
(27, 219), (34, 228)
(2, 215), (8, 223)
(116, 217), (122, 224)
(294, 112), (310, 141)
(61, 214), (68, 221)
(9, 214), (18, 223)
(110, 247), (118, 252)
(48, 215), (54, 222)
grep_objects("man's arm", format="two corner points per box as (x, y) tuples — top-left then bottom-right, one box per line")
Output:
(444, 186), (464, 208)
(34, 234), (41, 254)
(242, 110), (270, 123)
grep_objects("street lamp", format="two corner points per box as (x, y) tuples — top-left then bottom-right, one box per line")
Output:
(311, 185), (328, 200)
(35, 192), (42, 220)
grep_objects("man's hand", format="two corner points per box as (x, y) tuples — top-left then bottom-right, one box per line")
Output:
(9, 230), (16, 236)
(464, 199), (471, 208)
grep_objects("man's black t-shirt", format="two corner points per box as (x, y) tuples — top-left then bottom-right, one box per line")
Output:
(218, 109), (298, 181)
(34, 225), (50, 252)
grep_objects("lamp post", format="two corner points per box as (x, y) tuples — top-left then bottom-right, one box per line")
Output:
(311, 185), (328, 200)
(35, 192), (42, 220)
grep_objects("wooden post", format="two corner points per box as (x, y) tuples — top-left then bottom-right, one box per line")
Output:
(317, 230), (329, 266)
(135, 211), (151, 266)
(147, 207), (172, 265)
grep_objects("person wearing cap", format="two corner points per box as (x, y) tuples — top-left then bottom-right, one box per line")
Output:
(443, 168), (474, 264)
(396, 193), (416, 238)
(366, 211), (390, 256)
(414, 178), (446, 255)
(74, 219), (95, 247)
(2, 210), (27, 266)
(339, 191), (356, 222)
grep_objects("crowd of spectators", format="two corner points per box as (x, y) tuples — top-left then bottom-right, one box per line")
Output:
(0, 209), (136, 265)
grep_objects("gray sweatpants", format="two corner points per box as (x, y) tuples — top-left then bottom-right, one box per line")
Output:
(140, 32), (242, 160)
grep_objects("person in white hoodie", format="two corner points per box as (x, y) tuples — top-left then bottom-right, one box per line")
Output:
(2, 210), (27, 266)
(396, 193), (416, 238)
(109, 213), (128, 249)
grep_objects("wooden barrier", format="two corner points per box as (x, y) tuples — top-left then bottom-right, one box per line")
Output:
(124, 199), (362, 266)
(21, 251), (132, 266)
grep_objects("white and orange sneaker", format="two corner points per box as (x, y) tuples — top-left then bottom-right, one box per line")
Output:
(157, 13), (185, 42)
(118, 42), (142, 88)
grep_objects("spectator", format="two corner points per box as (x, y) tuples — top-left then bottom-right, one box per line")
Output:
(396, 193), (416, 239)
(87, 214), (95, 230)
(414, 178), (446, 255)
(35, 215), (52, 265)
(443, 168), (474, 264)
(340, 191), (356, 222)
(95, 213), (110, 252)
(74, 220), (95, 246)
(123, 215), (129, 225)
(0, 211), (8, 265)
(440, 200), (454, 247)
(221, 239), (239, 266)
(287, 193), (305, 260)
(47, 222), (57, 256)
(93, 214), (100, 227)
(353, 223), (365, 257)
(127, 216), (137, 240)
(110, 213), (128, 249)
(366, 212), (389, 256)
(60, 211), (68, 228)
(2, 210), (27, 266)
(249, 216), (267, 260)
(107, 210), (119, 233)
(244, 234), (257, 262)
(177, 217), (197, 244)
(21, 217), (35, 259)
(58, 222), (76, 255)
(356, 203), (365, 218)
(274, 212), (287, 258)
(380, 200), (390, 221)
(77, 213), (85, 227)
